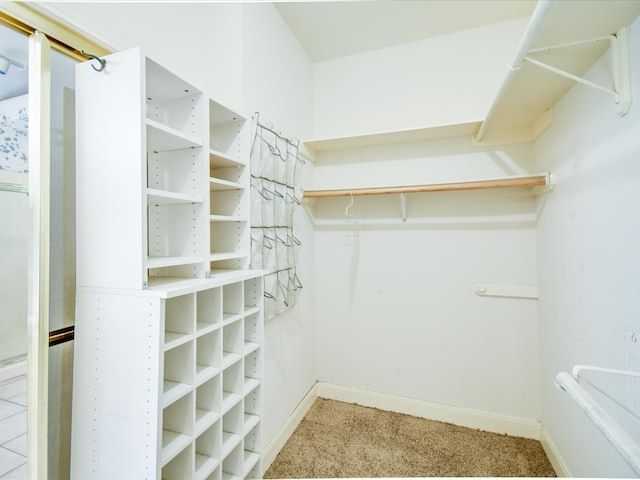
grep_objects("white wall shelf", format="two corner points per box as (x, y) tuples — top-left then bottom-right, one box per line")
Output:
(303, 1), (640, 153)
(147, 119), (203, 150)
(474, 0), (640, 146)
(305, 120), (481, 153)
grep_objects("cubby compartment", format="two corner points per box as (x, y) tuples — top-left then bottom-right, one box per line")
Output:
(209, 257), (250, 275)
(163, 341), (194, 407)
(162, 392), (194, 466)
(222, 403), (244, 462)
(222, 443), (244, 480)
(210, 99), (247, 160)
(223, 319), (243, 369)
(162, 441), (194, 480)
(243, 350), (261, 395)
(204, 466), (222, 480)
(148, 148), (204, 200)
(195, 421), (221, 480)
(210, 221), (249, 259)
(244, 384), (261, 418)
(197, 287), (222, 334)
(243, 422), (261, 477)
(196, 375), (222, 434)
(243, 278), (263, 313)
(243, 313), (260, 355)
(196, 330), (222, 385)
(148, 261), (208, 283)
(164, 294), (195, 351)
(210, 149), (245, 171)
(243, 414), (260, 442)
(146, 94), (204, 139)
(210, 189), (247, 218)
(210, 162), (246, 185)
(146, 57), (203, 137)
(148, 202), (206, 265)
(222, 360), (243, 413)
(245, 463), (261, 480)
(222, 282), (244, 320)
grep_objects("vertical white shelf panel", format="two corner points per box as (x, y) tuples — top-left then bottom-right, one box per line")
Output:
(76, 48), (146, 290)
(71, 293), (163, 479)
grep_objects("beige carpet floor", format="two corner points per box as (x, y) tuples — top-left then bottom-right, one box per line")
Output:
(265, 398), (556, 478)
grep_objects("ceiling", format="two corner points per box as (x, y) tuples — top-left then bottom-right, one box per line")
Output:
(275, 1), (537, 62)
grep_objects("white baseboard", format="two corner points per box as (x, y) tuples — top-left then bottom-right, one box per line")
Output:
(317, 382), (542, 440)
(262, 382), (319, 475)
(540, 426), (570, 477)
(0, 358), (27, 383)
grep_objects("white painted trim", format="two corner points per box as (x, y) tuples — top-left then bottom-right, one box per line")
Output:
(540, 427), (571, 477)
(317, 382), (542, 440)
(262, 383), (319, 475)
(0, 358), (27, 383)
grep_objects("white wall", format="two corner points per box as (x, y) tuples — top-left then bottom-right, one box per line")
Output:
(534, 17), (640, 478)
(311, 139), (541, 421)
(312, 17), (528, 139)
(240, 2), (318, 446)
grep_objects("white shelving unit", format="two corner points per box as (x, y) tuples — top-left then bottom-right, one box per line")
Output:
(209, 100), (251, 276)
(72, 47), (263, 480)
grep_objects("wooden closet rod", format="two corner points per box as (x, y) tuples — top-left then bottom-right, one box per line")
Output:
(303, 174), (550, 199)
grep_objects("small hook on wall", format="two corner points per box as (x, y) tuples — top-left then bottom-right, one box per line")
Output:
(81, 50), (107, 72)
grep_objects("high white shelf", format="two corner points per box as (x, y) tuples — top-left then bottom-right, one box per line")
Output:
(72, 47), (263, 480)
(303, 0), (640, 153)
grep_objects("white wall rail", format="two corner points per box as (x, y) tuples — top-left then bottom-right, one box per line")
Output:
(555, 365), (640, 475)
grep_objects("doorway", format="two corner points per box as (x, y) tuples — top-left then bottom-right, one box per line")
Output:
(0, 21), (29, 478)
(0, 20), (80, 479)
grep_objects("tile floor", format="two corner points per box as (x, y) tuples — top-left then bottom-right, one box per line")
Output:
(0, 375), (27, 479)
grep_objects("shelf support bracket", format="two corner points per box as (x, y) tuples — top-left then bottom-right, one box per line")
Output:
(524, 56), (618, 98)
(400, 193), (407, 222)
(523, 26), (632, 116)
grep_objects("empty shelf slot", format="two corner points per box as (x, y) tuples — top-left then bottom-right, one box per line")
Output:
(196, 365), (222, 385)
(161, 430), (192, 467)
(221, 432), (242, 458)
(243, 414), (260, 435)
(147, 119), (202, 151)
(210, 148), (244, 168)
(210, 177), (243, 191)
(243, 378), (260, 396)
(243, 342), (259, 356)
(222, 392), (242, 413)
(147, 188), (202, 205)
(195, 454), (220, 480)
(195, 409), (221, 436)
(164, 332), (192, 351)
(163, 380), (192, 408)
(243, 451), (260, 476)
